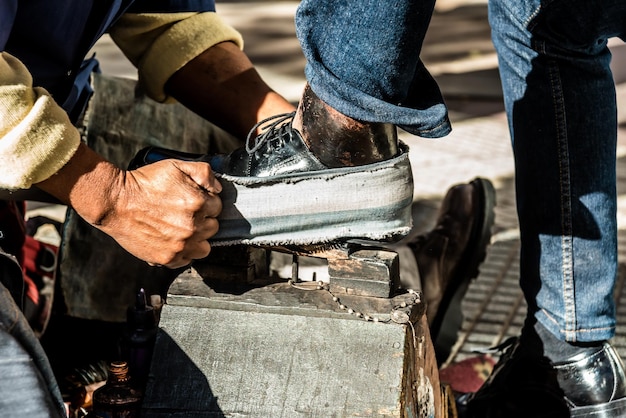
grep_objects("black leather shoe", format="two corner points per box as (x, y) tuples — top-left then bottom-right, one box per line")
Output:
(210, 112), (329, 177)
(209, 105), (400, 177)
(128, 112), (330, 177)
(458, 335), (626, 417)
(407, 178), (495, 361)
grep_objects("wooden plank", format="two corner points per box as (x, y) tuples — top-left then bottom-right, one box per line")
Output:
(328, 249), (401, 298)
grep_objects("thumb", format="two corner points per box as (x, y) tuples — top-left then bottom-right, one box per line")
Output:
(174, 160), (222, 194)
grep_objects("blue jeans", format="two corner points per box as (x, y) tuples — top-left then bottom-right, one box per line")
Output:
(0, 250), (66, 417)
(295, 0), (451, 139)
(489, 0), (626, 342)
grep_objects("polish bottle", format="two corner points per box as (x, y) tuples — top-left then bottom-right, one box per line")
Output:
(123, 288), (158, 389)
(91, 361), (142, 417)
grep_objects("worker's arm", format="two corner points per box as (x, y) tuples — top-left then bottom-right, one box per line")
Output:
(37, 141), (222, 268)
(0, 52), (221, 268)
(109, 11), (294, 140)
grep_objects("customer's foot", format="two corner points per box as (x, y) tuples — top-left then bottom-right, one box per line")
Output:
(457, 329), (626, 417)
(407, 178), (495, 360)
(210, 84), (399, 176)
(129, 87), (413, 247)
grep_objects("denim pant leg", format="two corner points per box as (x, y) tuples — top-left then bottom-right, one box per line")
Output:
(0, 251), (66, 418)
(295, 0), (451, 138)
(489, 0), (626, 342)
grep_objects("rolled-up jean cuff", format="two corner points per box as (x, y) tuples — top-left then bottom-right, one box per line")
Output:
(305, 67), (451, 139)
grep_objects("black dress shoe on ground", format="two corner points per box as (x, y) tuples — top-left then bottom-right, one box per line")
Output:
(129, 112), (414, 247)
(458, 334), (626, 417)
(407, 177), (495, 362)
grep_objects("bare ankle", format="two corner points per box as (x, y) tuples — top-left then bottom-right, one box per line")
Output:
(294, 85), (398, 167)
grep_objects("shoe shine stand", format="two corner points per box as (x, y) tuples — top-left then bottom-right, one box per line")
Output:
(58, 74), (447, 417)
(141, 244), (449, 418)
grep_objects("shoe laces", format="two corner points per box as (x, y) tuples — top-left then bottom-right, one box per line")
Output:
(245, 112), (296, 155)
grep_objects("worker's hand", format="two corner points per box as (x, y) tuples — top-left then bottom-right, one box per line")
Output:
(97, 159), (222, 269)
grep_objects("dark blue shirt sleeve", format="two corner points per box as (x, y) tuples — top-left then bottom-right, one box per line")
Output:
(126, 0), (215, 13)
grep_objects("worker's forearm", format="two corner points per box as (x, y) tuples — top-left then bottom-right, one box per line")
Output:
(165, 41), (295, 140)
(35, 142), (122, 226)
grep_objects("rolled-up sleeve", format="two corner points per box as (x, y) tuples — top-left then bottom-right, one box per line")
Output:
(0, 52), (81, 190)
(109, 11), (243, 103)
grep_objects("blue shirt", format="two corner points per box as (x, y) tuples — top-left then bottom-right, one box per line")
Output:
(1, 0), (216, 121)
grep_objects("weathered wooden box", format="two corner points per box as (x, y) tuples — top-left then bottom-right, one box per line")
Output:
(140, 259), (445, 418)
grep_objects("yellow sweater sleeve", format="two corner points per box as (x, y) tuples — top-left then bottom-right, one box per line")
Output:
(0, 52), (81, 190)
(109, 11), (244, 103)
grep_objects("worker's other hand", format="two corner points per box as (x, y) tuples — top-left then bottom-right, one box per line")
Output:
(98, 159), (222, 269)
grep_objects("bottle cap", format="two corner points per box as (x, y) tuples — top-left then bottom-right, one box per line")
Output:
(127, 288), (156, 330)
